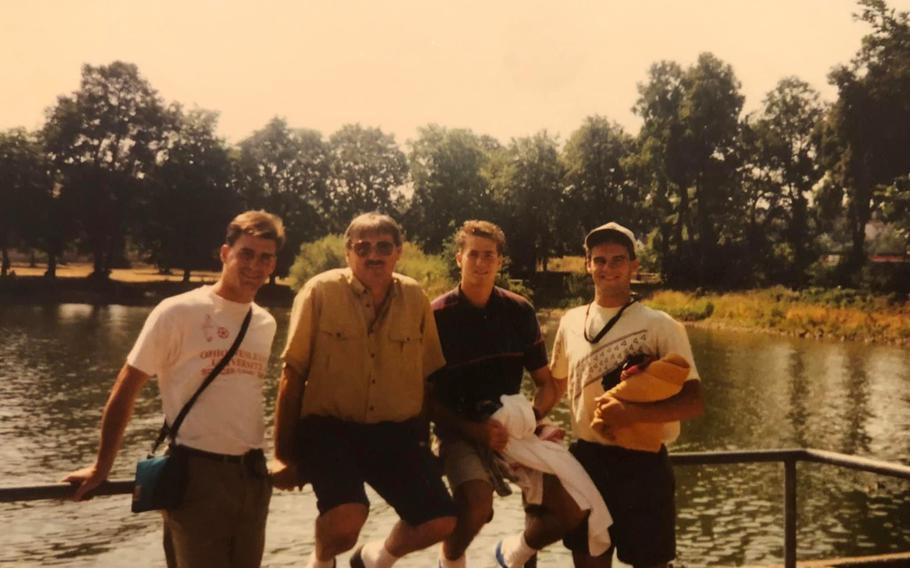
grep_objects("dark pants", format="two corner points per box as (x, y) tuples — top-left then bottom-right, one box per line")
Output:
(564, 441), (676, 567)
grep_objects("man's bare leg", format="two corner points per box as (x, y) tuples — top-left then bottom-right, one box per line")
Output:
(497, 474), (587, 567)
(385, 515), (457, 557)
(354, 514), (455, 567)
(442, 479), (494, 561)
(524, 474), (586, 549)
(315, 503), (369, 561)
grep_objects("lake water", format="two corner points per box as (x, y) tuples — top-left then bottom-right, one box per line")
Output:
(1, 303), (909, 567)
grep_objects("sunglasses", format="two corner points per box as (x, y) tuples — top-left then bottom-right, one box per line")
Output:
(351, 240), (397, 258)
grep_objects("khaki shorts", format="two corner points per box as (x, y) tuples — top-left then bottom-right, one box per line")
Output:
(439, 437), (493, 490)
(162, 452), (271, 568)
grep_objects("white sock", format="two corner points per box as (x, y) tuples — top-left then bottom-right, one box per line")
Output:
(501, 532), (537, 568)
(306, 548), (335, 568)
(438, 549), (466, 568)
(361, 539), (399, 568)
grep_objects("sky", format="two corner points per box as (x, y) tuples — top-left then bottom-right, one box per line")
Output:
(2, 0), (910, 147)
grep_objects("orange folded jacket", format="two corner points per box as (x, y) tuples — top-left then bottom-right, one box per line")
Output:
(591, 353), (690, 452)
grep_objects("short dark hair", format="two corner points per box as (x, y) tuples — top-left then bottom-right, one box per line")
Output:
(226, 210), (286, 249)
(454, 220), (506, 254)
(344, 212), (403, 248)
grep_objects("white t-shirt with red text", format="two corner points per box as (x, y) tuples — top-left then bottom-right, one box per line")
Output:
(127, 285), (276, 455)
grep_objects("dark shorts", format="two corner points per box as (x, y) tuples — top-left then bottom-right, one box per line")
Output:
(563, 440), (676, 567)
(296, 415), (455, 526)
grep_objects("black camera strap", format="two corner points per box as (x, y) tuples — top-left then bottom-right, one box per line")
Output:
(583, 297), (637, 344)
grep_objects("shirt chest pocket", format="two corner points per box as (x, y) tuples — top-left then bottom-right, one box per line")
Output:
(388, 326), (423, 369)
(315, 316), (365, 373)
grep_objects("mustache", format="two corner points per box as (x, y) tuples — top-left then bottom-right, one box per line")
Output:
(366, 260), (386, 268)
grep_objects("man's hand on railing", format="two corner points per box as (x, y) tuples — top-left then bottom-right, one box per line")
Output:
(62, 465), (108, 501)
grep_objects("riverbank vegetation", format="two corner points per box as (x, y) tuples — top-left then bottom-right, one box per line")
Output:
(1, 0), (908, 300)
(646, 287), (910, 345)
(287, 235), (455, 299)
(4, 256), (908, 348)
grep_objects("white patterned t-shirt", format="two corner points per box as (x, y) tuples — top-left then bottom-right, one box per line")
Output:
(550, 301), (699, 448)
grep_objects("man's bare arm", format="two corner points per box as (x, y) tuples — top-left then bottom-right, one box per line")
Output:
(273, 363), (306, 465)
(597, 379), (704, 429)
(529, 365), (565, 420)
(63, 364), (150, 500)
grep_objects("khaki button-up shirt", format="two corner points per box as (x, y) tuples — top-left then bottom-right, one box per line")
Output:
(282, 268), (446, 423)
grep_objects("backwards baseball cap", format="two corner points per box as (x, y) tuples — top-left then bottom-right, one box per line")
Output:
(584, 222), (636, 259)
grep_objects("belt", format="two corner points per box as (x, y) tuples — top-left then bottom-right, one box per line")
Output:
(177, 445), (264, 465)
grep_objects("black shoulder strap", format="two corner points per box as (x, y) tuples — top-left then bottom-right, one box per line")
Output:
(149, 307), (253, 454)
(583, 297), (637, 344)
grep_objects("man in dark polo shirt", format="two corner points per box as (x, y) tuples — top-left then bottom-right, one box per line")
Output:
(430, 220), (585, 568)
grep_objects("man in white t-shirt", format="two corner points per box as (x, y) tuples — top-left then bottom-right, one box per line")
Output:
(550, 222), (704, 568)
(65, 210), (285, 568)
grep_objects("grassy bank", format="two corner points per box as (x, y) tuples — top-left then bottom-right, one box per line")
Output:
(646, 287), (910, 346)
(0, 263), (294, 307)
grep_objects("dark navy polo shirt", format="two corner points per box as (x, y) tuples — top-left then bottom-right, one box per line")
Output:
(430, 286), (548, 420)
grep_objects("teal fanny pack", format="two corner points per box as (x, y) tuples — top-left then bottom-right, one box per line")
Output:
(132, 448), (187, 513)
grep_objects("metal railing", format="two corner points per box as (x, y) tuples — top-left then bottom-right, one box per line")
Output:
(669, 448), (910, 568)
(2, 448), (909, 568)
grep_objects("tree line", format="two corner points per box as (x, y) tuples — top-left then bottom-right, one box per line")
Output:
(1, 0), (908, 291)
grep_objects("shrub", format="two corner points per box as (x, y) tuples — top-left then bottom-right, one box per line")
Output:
(395, 242), (454, 299)
(287, 235), (454, 298)
(645, 291), (714, 321)
(552, 272), (593, 308)
(287, 234), (347, 291)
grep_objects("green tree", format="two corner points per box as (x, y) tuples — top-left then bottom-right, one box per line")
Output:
(746, 77), (825, 285)
(879, 176), (910, 237)
(561, 116), (638, 255)
(42, 61), (170, 279)
(405, 125), (497, 252)
(632, 61), (692, 285)
(632, 56), (745, 287)
(139, 107), (238, 282)
(820, 0), (910, 283)
(0, 129), (52, 277)
(327, 124), (408, 230)
(680, 53), (745, 287)
(235, 117), (331, 282)
(487, 131), (564, 275)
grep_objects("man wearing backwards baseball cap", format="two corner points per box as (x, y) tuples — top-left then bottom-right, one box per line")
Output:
(550, 222), (704, 568)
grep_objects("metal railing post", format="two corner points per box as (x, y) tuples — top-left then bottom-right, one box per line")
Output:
(784, 458), (797, 568)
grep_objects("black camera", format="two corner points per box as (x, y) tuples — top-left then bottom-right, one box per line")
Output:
(601, 353), (648, 391)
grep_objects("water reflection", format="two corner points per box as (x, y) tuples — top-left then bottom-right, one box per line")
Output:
(841, 351), (872, 455)
(1, 305), (909, 566)
(787, 349), (810, 448)
(678, 327), (910, 565)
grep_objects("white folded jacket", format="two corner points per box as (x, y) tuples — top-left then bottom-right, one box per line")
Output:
(492, 394), (613, 557)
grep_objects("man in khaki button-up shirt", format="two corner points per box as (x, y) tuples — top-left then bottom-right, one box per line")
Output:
(273, 212), (455, 568)
(282, 267), (444, 423)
